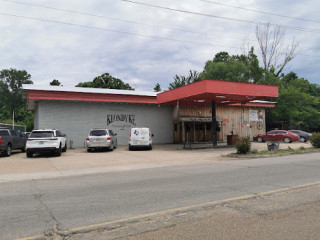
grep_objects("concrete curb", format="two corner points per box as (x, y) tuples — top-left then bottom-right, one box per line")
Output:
(17, 181), (320, 240)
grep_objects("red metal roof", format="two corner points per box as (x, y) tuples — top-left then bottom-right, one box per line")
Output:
(23, 80), (278, 107)
(157, 79), (278, 106)
(26, 90), (157, 104)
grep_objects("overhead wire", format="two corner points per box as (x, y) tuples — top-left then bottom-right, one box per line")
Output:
(0, 12), (239, 49)
(119, 0), (320, 33)
(0, 1), (319, 57)
(1, 0), (257, 43)
(198, 0), (320, 24)
(3, 0), (320, 51)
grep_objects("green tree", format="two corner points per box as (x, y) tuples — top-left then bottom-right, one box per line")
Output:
(76, 73), (134, 90)
(266, 72), (320, 132)
(169, 70), (201, 90)
(0, 68), (33, 130)
(0, 68), (32, 114)
(154, 83), (161, 92)
(50, 79), (61, 86)
(201, 49), (263, 83)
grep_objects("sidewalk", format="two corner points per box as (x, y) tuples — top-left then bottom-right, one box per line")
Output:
(0, 142), (311, 183)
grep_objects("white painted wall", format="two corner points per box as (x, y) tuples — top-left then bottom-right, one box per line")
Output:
(35, 101), (174, 148)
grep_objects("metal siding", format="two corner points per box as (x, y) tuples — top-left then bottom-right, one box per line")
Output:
(34, 103), (39, 130)
(36, 101), (173, 148)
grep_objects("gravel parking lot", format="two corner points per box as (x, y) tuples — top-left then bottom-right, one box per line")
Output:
(0, 142), (312, 183)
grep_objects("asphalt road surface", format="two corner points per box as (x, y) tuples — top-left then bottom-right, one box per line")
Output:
(1, 153), (320, 240)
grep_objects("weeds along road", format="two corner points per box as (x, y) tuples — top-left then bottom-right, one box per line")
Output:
(0, 152), (320, 240)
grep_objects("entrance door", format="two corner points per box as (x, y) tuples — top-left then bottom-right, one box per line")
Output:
(195, 123), (205, 142)
(185, 122), (192, 142)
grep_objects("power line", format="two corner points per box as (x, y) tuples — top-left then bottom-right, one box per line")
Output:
(198, 0), (320, 24)
(0, 7), (319, 58)
(5, 0), (320, 47)
(0, 12), (239, 49)
(1, 0), (256, 43)
(119, 0), (320, 34)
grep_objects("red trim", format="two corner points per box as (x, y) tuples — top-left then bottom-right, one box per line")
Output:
(27, 90), (157, 104)
(24, 80), (278, 108)
(157, 79), (278, 105)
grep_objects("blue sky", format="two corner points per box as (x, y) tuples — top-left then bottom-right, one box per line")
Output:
(0, 0), (319, 91)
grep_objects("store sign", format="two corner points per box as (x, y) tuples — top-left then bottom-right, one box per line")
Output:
(249, 110), (263, 121)
(107, 114), (136, 126)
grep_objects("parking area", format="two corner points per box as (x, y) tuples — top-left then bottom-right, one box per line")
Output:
(0, 142), (312, 183)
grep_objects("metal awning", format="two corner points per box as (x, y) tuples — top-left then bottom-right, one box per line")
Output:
(157, 79), (278, 106)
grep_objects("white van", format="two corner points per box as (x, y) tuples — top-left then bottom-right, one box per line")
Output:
(129, 128), (153, 150)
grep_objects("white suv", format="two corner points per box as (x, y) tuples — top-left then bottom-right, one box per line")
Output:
(26, 129), (67, 157)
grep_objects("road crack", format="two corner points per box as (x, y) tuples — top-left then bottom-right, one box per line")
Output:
(32, 180), (63, 239)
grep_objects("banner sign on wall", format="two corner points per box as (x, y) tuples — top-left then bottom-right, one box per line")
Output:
(249, 110), (263, 121)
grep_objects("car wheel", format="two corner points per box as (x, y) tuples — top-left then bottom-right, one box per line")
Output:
(257, 137), (263, 143)
(87, 148), (92, 152)
(62, 143), (67, 152)
(149, 145), (152, 150)
(26, 150), (33, 158)
(129, 145), (133, 151)
(56, 146), (62, 156)
(299, 137), (306, 143)
(283, 137), (291, 143)
(4, 144), (12, 157)
(21, 145), (26, 153)
(109, 144), (114, 151)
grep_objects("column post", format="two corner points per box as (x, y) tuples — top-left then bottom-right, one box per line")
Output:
(212, 101), (217, 147)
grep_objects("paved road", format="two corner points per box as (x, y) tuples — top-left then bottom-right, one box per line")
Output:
(70, 184), (320, 240)
(0, 153), (320, 239)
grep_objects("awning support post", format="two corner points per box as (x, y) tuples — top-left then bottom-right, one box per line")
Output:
(212, 100), (217, 147)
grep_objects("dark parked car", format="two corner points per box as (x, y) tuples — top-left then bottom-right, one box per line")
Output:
(288, 130), (312, 143)
(0, 128), (27, 156)
(254, 130), (300, 143)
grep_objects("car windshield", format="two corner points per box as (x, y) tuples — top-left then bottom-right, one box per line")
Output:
(0, 130), (9, 136)
(30, 131), (54, 138)
(90, 130), (107, 136)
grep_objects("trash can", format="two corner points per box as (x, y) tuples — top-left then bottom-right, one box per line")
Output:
(227, 135), (238, 145)
(267, 142), (279, 151)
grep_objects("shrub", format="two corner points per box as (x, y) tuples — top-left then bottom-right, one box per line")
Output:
(251, 149), (258, 154)
(236, 137), (251, 154)
(310, 132), (320, 148)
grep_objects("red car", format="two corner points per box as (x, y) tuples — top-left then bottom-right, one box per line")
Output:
(254, 130), (300, 143)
